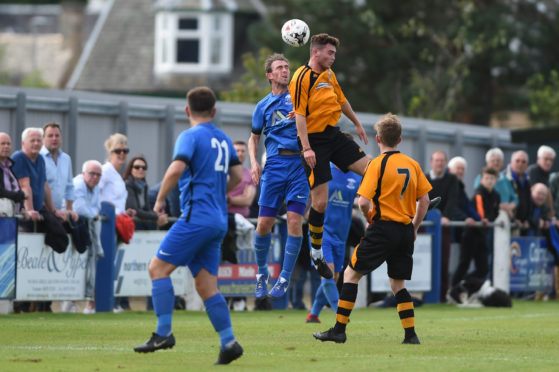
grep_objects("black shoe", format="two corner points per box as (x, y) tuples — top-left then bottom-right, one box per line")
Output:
(215, 341), (243, 365)
(134, 332), (175, 353)
(313, 328), (346, 343)
(446, 286), (463, 304)
(428, 197), (441, 210)
(310, 253), (333, 279)
(402, 335), (420, 344)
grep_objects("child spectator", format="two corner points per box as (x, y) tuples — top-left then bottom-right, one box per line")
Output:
(451, 167), (500, 289)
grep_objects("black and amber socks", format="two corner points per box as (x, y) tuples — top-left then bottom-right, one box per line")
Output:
(333, 282), (358, 334)
(308, 207), (324, 254)
(395, 288), (416, 339)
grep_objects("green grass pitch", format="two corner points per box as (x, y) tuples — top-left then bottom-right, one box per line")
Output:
(1, 300), (558, 371)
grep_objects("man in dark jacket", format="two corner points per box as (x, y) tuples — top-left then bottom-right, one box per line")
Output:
(426, 150), (459, 301)
(503, 150), (532, 234)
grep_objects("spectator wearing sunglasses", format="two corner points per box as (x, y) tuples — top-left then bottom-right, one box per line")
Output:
(99, 133), (136, 217)
(123, 154), (168, 229)
(99, 133), (136, 312)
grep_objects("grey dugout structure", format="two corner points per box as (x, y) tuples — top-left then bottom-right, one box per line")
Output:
(0, 85), (522, 196)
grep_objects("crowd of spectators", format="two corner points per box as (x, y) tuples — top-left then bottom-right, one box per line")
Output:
(427, 146), (559, 303)
(2, 122), (559, 311)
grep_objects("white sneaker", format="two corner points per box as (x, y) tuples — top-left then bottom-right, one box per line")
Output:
(232, 299), (246, 311)
(83, 307), (96, 315)
(61, 301), (78, 313)
(113, 305), (125, 313)
(69, 303), (79, 313)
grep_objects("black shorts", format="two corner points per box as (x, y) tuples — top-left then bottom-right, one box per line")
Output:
(350, 220), (415, 280)
(300, 126), (365, 188)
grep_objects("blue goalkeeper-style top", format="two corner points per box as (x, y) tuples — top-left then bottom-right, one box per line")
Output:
(252, 91), (299, 157)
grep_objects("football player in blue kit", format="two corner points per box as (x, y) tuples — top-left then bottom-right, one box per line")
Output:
(134, 87), (244, 365)
(306, 148), (362, 323)
(248, 53), (311, 299)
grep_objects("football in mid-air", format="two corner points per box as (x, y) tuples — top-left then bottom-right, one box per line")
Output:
(281, 19), (310, 47)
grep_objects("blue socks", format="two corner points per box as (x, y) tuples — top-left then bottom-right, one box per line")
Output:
(311, 284), (328, 316)
(322, 278), (339, 312)
(152, 277), (174, 337)
(205, 293), (235, 349)
(254, 233), (272, 276)
(310, 278), (339, 317)
(279, 235), (303, 281)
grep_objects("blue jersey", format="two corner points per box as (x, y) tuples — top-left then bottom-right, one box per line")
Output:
(324, 164), (362, 245)
(252, 91), (299, 157)
(173, 122), (240, 229)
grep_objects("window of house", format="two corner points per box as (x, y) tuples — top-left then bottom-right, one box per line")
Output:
(154, 11), (233, 74)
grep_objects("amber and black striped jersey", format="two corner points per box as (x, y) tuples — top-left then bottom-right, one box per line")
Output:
(358, 151), (432, 224)
(288, 65), (347, 134)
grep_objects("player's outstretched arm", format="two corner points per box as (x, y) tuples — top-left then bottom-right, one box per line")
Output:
(341, 101), (368, 145)
(227, 164), (243, 193)
(248, 133), (262, 185)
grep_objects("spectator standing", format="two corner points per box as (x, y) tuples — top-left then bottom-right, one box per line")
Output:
(527, 145), (556, 219)
(447, 156), (480, 241)
(227, 141), (256, 217)
(451, 167), (500, 288)
(503, 151), (532, 234)
(225, 141), (255, 311)
(425, 150), (459, 301)
(474, 148), (517, 219)
(99, 133), (136, 312)
(0, 132), (26, 214)
(40, 122), (79, 313)
(73, 160), (104, 314)
(40, 122), (78, 222)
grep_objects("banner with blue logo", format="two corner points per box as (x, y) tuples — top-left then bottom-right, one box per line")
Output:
(0, 218), (17, 298)
(510, 237), (554, 292)
(218, 232), (282, 297)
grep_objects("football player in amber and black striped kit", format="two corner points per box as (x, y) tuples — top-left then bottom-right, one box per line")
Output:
(314, 113), (431, 345)
(289, 33), (369, 279)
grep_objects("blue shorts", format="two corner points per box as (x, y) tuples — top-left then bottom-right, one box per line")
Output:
(321, 237), (346, 273)
(156, 219), (226, 276)
(259, 155), (309, 211)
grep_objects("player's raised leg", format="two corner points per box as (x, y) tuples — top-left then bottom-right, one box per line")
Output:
(308, 183), (333, 279)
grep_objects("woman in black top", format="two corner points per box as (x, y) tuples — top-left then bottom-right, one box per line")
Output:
(123, 154), (168, 229)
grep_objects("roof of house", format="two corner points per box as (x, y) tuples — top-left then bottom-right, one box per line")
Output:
(71, 0), (262, 92)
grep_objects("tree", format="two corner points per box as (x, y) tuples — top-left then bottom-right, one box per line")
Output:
(526, 70), (559, 127)
(241, 0), (559, 126)
(221, 48), (274, 103)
